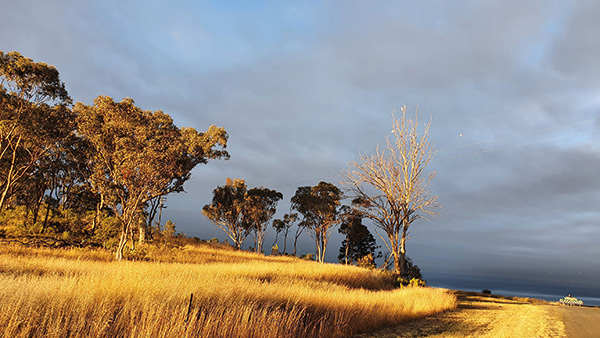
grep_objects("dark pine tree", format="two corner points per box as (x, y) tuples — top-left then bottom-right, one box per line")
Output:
(403, 256), (424, 281)
(338, 212), (381, 264)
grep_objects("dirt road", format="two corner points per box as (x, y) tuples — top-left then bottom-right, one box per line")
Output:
(354, 291), (565, 338)
(557, 305), (600, 338)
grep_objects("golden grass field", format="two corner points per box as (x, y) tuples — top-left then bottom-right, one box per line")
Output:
(356, 291), (566, 338)
(0, 243), (456, 338)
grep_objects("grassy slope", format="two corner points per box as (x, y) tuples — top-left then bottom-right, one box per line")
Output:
(0, 243), (456, 338)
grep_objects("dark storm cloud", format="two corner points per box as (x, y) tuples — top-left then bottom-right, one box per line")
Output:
(2, 0), (599, 299)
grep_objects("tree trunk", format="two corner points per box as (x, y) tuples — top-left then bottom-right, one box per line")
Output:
(320, 233), (327, 263)
(0, 165), (14, 213)
(92, 201), (100, 233)
(157, 197), (165, 231)
(116, 209), (135, 260)
(256, 230), (263, 253)
(0, 134), (22, 213)
(116, 229), (127, 261)
(344, 235), (350, 265)
(282, 229), (288, 254)
(400, 235), (407, 277)
(41, 201), (52, 233)
(32, 192), (44, 227)
(130, 223), (136, 251)
(23, 207), (30, 228)
(272, 233), (279, 252)
(390, 234), (402, 275)
(253, 230), (259, 252)
(138, 223), (146, 246)
(293, 235), (298, 256)
(316, 232), (326, 263)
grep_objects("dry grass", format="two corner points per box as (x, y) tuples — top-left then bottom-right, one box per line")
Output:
(355, 291), (565, 338)
(0, 243), (456, 338)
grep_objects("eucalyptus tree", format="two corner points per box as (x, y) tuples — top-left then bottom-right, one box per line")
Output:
(291, 182), (344, 263)
(202, 178), (249, 249)
(272, 212), (297, 254)
(0, 51), (72, 212)
(244, 187), (283, 253)
(346, 106), (439, 277)
(203, 179), (282, 252)
(75, 96), (228, 260)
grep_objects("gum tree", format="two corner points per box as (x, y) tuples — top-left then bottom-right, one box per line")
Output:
(0, 51), (72, 212)
(202, 178), (249, 249)
(291, 182), (344, 263)
(244, 187), (283, 253)
(75, 96), (228, 260)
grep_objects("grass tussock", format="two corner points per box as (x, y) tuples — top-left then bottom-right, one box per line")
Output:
(0, 243), (456, 338)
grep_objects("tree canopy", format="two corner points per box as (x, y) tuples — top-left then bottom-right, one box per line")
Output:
(244, 187), (283, 252)
(203, 179), (282, 252)
(338, 211), (380, 265)
(75, 96), (229, 260)
(291, 181), (344, 263)
(0, 51), (73, 212)
(202, 178), (249, 249)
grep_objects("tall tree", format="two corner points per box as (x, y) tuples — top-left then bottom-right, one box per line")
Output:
(338, 211), (380, 265)
(244, 187), (283, 253)
(0, 51), (72, 212)
(202, 178), (248, 249)
(346, 106), (439, 277)
(75, 96), (228, 260)
(291, 182), (344, 263)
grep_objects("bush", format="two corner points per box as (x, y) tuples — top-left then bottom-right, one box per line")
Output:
(357, 253), (376, 269)
(122, 245), (149, 261)
(271, 244), (279, 255)
(300, 253), (314, 261)
(395, 276), (427, 288)
(482, 289), (492, 295)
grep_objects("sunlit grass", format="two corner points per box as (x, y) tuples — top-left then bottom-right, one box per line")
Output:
(0, 243), (456, 338)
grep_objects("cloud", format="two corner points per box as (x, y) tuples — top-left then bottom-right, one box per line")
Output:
(2, 0), (600, 299)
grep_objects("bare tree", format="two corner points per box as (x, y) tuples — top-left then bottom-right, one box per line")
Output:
(346, 106), (439, 277)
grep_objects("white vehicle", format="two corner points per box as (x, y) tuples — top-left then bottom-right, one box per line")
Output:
(559, 295), (583, 306)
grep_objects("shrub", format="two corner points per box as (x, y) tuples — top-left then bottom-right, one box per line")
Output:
(357, 253), (376, 269)
(300, 253), (314, 261)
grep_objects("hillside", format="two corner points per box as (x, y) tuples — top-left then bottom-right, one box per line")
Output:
(0, 242), (456, 338)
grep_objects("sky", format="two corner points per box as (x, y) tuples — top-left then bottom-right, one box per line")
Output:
(1, 0), (600, 303)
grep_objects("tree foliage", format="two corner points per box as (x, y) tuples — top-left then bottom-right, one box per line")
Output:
(0, 51), (230, 256)
(202, 178), (249, 249)
(244, 187), (283, 253)
(272, 212), (297, 255)
(403, 256), (424, 282)
(0, 51), (73, 212)
(347, 106), (439, 277)
(291, 182), (344, 263)
(75, 96), (229, 260)
(203, 179), (282, 252)
(338, 211), (381, 265)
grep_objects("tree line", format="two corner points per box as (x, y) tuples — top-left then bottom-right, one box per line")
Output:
(0, 51), (228, 260)
(202, 105), (439, 278)
(1, 50), (438, 278)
